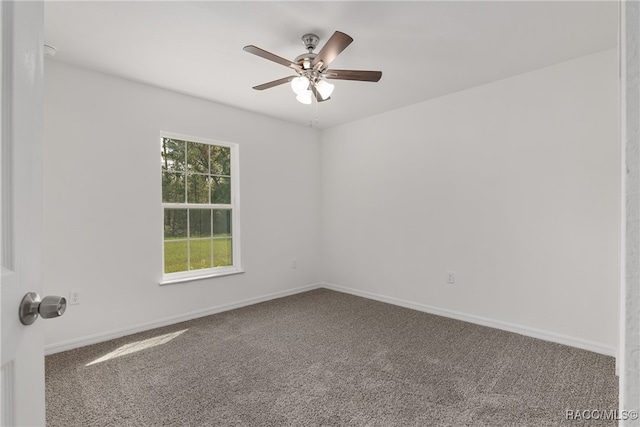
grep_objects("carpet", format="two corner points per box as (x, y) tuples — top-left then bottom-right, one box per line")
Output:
(45, 288), (618, 426)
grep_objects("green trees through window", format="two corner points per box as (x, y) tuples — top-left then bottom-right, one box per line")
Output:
(161, 136), (236, 276)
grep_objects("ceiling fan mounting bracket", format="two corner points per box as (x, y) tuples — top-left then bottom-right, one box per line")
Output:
(301, 33), (320, 52)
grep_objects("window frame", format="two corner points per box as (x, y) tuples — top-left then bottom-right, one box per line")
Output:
(159, 131), (242, 285)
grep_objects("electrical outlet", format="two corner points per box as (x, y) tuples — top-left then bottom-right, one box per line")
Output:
(69, 290), (81, 305)
(446, 272), (455, 284)
(292, 259), (297, 269)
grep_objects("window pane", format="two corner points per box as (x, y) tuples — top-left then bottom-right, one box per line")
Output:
(187, 142), (210, 174)
(190, 239), (212, 270)
(164, 209), (187, 239)
(211, 145), (231, 175)
(162, 172), (185, 203)
(187, 174), (209, 204)
(189, 209), (211, 238)
(161, 138), (185, 172)
(213, 237), (232, 267)
(164, 240), (188, 273)
(213, 209), (231, 236)
(162, 137), (238, 277)
(211, 177), (231, 204)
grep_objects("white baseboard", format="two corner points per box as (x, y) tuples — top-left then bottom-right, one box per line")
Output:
(45, 283), (322, 355)
(320, 282), (617, 358)
(46, 281), (616, 358)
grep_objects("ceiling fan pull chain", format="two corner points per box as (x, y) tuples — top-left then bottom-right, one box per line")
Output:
(314, 95), (319, 126)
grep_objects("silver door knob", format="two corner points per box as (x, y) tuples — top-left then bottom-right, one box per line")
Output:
(19, 292), (67, 325)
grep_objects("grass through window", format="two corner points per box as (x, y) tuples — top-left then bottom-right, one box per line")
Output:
(164, 237), (232, 273)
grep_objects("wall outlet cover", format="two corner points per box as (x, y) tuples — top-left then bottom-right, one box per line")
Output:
(69, 290), (81, 305)
(446, 272), (455, 284)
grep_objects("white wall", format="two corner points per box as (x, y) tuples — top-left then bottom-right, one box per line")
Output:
(44, 49), (620, 356)
(321, 49), (620, 354)
(43, 61), (322, 351)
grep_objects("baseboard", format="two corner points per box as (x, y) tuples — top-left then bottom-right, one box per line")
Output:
(45, 281), (616, 358)
(44, 283), (322, 355)
(320, 282), (617, 358)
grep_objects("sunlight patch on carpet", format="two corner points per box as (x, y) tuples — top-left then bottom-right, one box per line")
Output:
(86, 329), (188, 366)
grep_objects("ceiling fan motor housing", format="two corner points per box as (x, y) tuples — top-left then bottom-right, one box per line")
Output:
(294, 52), (317, 70)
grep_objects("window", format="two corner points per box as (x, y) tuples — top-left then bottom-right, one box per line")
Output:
(160, 132), (241, 283)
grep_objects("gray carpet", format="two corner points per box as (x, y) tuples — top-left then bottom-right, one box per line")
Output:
(46, 289), (618, 426)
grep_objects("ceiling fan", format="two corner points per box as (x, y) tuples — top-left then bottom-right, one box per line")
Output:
(243, 31), (382, 104)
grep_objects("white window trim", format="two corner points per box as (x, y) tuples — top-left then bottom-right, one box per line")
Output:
(159, 131), (242, 285)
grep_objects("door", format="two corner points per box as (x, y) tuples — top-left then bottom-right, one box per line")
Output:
(1, 1), (46, 426)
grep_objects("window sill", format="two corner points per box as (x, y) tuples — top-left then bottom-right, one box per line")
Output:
(159, 268), (244, 286)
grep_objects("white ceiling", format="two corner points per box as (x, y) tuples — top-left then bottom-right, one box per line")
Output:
(44, 1), (618, 129)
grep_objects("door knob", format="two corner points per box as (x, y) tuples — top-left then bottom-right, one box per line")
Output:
(19, 292), (67, 325)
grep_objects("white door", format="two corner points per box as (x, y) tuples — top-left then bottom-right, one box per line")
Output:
(1, 1), (46, 426)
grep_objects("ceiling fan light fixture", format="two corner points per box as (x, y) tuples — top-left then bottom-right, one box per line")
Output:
(291, 76), (310, 95)
(296, 90), (313, 105)
(315, 79), (335, 100)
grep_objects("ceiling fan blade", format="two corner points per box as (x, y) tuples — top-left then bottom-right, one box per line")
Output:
(310, 85), (330, 102)
(252, 76), (295, 91)
(324, 69), (382, 82)
(311, 31), (353, 70)
(243, 45), (301, 70)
